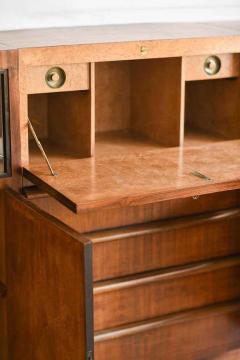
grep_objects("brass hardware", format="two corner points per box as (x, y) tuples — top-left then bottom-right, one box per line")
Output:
(45, 67), (66, 88)
(28, 118), (57, 176)
(140, 46), (148, 56)
(191, 170), (212, 181)
(204, 55), (221, 76)
(192, 195), (199, 200)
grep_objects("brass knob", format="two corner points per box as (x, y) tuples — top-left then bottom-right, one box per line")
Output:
(204, 56), (221, 76)
(45, 67), (66, 88)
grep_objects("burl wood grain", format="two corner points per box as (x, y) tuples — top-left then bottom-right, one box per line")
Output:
(95, 302), (240, 360)
(3, 22), (240, 51)
(94, 256), (240, 331)
(5, 189), (93, 360)
(184, 53), (240, 81)
(13, 22), (240, 67)
(89, 208), (240, 280)
(24, 139), (240, 212)
(25, 63), (89, 94)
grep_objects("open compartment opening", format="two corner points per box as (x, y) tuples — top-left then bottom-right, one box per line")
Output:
(28, 90), (92, 164)
(184, 77), (240, 146)
(23, 57), (240, 213)
(95, 58), (182, 156)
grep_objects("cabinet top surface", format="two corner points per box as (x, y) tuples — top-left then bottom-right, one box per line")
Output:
(1, 21), (240, 51)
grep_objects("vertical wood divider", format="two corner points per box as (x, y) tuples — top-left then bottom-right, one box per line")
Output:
(180, 57), (186, 148)
(177, 57), (186, 177)
(90, 62), (96, 156)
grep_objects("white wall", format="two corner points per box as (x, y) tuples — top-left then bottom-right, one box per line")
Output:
(1, 0), (240, 31)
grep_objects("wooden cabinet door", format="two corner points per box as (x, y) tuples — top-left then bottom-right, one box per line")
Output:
(4, 189), (94, 360)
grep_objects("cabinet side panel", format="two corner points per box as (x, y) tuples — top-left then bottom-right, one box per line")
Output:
(5, 189), (93, 360)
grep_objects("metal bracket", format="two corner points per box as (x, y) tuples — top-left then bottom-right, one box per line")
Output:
(190, 170), (212, 182)
(28, 118), (57, 176)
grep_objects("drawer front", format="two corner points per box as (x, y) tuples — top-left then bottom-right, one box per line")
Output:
(23, 63), (90, 94)
(184, 53), (240, 81)
(95, 302), (240, 360)
(94, 257), (240, 331)
(90, 208), (240, 281)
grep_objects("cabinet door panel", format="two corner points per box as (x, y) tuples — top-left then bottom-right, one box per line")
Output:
(5, 189), (94, 360)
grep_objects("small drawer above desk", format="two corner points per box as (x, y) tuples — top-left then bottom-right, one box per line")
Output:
(23, 63), (90, 94)
(184, 54), (240, 81)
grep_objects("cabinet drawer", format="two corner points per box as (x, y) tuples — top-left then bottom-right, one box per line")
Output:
(184, 53), (240, 81)
(95, 302), (240, 360)
(94, 256), (240, 331)
(89, 208), (240, 281)
(24, 63), (90, 94)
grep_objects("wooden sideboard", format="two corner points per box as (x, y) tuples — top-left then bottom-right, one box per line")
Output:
(2, 22), (240, 359)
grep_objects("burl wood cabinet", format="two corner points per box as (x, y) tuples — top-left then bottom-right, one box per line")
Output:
(2, 22), (240, 360)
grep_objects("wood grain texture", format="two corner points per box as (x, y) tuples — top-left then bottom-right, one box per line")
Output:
(95, 59), (181, 146)
(28, 94), (48, 139)
(185, 77), (240, 141)
(25, 63), (89, 94)
(131, 58), (181, 146)
(5, 22), (240, 360)
(5, 189), (94, 360)
(19, 36), (240, 67)
(0, 50), (23, 360)
(16, 24), (240, 67)
(184, 53), (240, 81)
(89, 208), (240, 280)
(95, 301), (240, 360)
(48, 90), (92, 157)
(3, 22), (240, 51)
(95, 62), (131, 133)
(27, 63), (94, 163)
(23, 139), (240, 212)
(94, 256), (240, 331)
(29, 189), (240, 233)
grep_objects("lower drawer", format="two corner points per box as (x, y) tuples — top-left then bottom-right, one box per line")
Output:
(89, 208), (240, 281)
(94, 256), (240, 331)
(95, 302), (240, 360)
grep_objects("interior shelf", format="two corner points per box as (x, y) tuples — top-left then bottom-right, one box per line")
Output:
(184, 128), (226, 147)
(29, 127), (230, 166)
(95, 130), (163, 157)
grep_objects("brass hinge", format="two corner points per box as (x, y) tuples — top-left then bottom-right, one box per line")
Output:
(190, 170), (212, 182)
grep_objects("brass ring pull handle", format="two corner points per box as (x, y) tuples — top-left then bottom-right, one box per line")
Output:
(204, 55), (221, 76)
(0, 281), (7, 298)
(45, 67), (66, 88)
